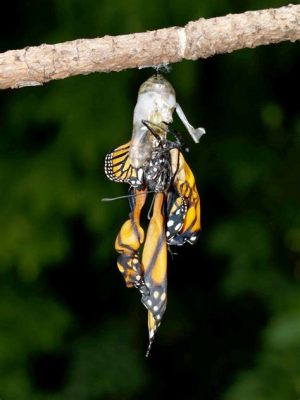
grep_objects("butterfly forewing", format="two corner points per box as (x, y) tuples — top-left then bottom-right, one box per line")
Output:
(141, 193), (167, 356)
(104, 141), (144, 187)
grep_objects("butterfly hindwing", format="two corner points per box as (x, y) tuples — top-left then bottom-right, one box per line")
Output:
(165, 194), (187, 245)
(169, 149), (201, 245)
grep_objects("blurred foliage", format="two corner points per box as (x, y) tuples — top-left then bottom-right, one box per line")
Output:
(0, 0), (299, 399)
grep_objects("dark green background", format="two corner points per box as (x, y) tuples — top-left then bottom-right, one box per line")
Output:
(0, 0), (299, 399)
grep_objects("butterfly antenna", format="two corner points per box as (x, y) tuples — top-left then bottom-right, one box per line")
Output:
(147, 194), (156, 220)
(101, 194), (136, 202)
(101, 190), (156, 202)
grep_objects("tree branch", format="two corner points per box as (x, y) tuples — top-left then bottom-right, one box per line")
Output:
(0, 4), (299, 90)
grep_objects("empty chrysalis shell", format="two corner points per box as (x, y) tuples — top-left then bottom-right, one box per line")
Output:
(129, 74), (206, 169)
(129, 74), (176, 168)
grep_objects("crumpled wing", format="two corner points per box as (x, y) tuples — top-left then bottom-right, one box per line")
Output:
(141, 192), (167, 357)
(167, 148), (201, 245)
(115, 189), (149, 295)
(165, 192), (187, 245)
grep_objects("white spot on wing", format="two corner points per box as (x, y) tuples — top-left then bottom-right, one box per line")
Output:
(175, 223), (182, 231)
(160, 292), (166, 301)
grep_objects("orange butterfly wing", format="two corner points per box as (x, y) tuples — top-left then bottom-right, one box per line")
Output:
(104, 141), (144, 187)
(141, 193), (167, 356)
(167, 149), (201, 245)
(115, 189), (149, 295)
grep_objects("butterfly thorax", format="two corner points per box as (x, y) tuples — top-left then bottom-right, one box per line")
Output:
(143, 142), (172, 193)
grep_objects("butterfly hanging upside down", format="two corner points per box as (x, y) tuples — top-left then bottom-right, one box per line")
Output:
(104, 73), (205, 356)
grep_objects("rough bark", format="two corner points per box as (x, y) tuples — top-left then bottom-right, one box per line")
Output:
(0, 4), (299, 90)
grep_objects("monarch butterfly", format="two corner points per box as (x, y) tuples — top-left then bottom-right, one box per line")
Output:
(104, 73), (205, 355)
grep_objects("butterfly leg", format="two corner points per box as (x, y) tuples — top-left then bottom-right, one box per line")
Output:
(115, 189), (149, 295)
(142, 120), (163, 144)
(167, 125), (189, 153)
